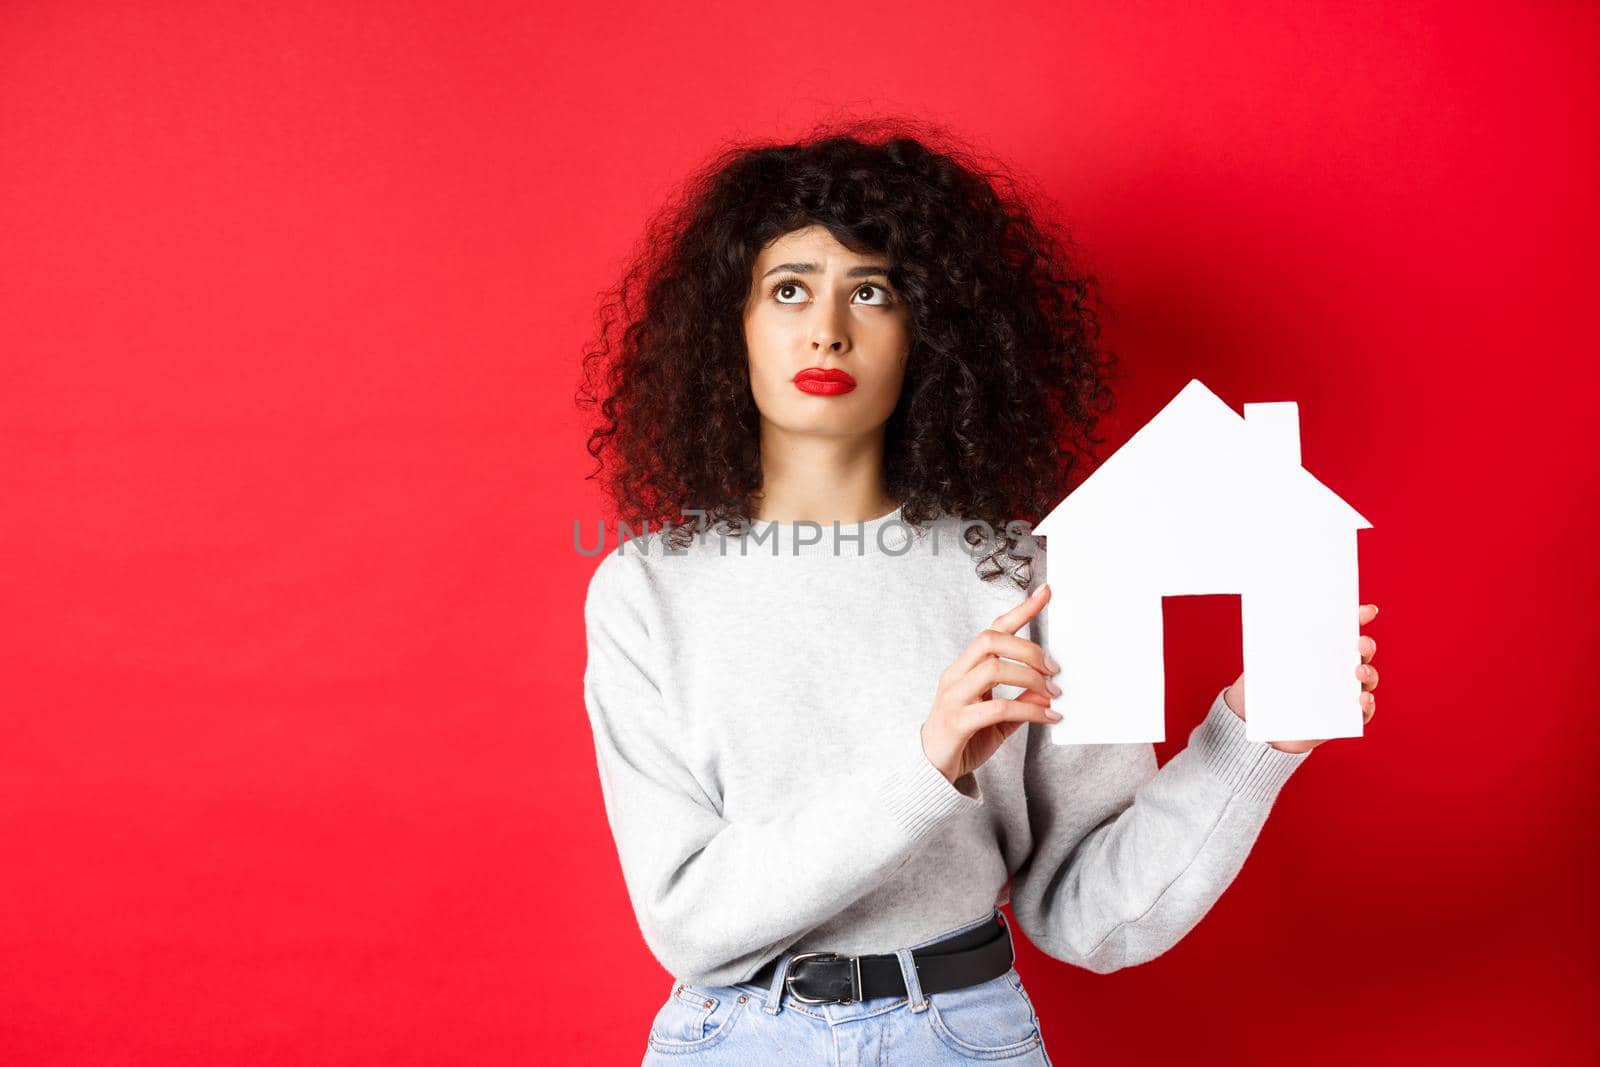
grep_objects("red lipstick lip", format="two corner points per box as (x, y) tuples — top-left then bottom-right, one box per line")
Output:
(793, 367), (856, 395)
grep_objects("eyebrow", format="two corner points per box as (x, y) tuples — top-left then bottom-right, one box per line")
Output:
(761, 261), (892, 280)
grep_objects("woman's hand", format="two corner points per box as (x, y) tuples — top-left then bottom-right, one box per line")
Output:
(1223, 602), (1381, 754)
(921, 583), (1064, 785)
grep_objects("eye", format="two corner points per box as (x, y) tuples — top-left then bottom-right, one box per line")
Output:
(769, 277), (807, 304)
(765, 278), (896, 307)
(854, 283), (893, 307)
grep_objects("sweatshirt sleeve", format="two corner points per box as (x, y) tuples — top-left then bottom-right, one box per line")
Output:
(581, 551), (982, 987)
(1005, 544), (1311, 974)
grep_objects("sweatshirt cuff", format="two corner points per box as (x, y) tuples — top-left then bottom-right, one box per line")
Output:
(1191, 687), (1310, 804)
(876, 722), (983, 841)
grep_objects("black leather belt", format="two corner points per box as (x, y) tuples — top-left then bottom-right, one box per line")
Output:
(749, 911), (1015, 1006)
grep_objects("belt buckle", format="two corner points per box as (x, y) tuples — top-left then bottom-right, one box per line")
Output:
(785, 951), (864, 1005)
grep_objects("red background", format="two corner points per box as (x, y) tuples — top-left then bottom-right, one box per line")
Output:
(3, 1), (1596, 1063)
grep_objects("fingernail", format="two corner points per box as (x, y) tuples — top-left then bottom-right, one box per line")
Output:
(1046, 709), (1063, 721)
(1045, 653), (1061, 673)
(1047, 679), (1063, 696)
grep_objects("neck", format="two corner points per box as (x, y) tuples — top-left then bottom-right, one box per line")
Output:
(751, 422), (897, 525)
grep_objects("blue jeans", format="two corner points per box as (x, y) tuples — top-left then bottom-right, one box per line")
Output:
(641, 910), (1056, 1065)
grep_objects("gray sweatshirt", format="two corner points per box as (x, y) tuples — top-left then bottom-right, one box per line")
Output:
(580, 505), (1310, 987)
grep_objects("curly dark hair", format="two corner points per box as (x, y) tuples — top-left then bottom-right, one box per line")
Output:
(575, 113), (1120, 590)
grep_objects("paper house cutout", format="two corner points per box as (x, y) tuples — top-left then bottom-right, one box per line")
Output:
(1033, 378), (1372, 744)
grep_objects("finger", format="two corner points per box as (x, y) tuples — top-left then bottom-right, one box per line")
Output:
(1359, 635), (1377, 664)
(990, 582), (1051, 638)
(943, 627), (1060, 689)
(1357, 663), (1378, 692)
(1359, 603), (1378, 624)
(1362, 692), (1376, 723)
(948, 654), (1061, 708)
(958, 697), (1062, 735)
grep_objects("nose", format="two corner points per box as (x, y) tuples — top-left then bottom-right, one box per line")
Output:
(810, 305), (850, 353)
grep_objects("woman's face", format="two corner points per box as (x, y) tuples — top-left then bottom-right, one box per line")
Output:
(742, 225), (910, 437)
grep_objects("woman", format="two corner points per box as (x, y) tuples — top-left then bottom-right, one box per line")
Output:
(576, 119), (1380, 1065)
